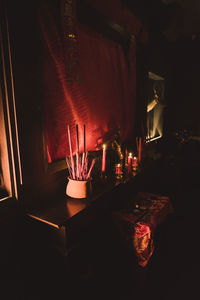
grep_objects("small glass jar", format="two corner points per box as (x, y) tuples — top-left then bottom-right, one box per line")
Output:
(132, 156), (138, 169)
(115, 163), (123, 179)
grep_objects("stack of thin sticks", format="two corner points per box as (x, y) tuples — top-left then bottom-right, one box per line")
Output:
(66, 125), (95, 180)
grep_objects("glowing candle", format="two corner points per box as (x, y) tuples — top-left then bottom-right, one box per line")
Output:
(115, 163), (123, 180)
(102, 144), (106, 173)
(128, 152), (132, 174)
(115, 163), (123, 175)
(132, 156), (138, 167)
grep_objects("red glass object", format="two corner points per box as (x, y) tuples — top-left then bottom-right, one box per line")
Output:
(132, 156), (138, 167)
(115, 163), (123, 175)
(128, 153), (132, 174)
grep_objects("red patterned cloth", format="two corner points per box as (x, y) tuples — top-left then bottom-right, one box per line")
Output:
(112, 192), (174, 267)
(134, 222), (150, 239)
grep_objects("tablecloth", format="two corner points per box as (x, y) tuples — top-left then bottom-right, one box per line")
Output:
(112, 192), (174, 267)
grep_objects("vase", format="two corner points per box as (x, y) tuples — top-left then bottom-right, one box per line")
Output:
(66, 177), (92, 199)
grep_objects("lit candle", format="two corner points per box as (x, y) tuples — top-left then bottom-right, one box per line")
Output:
(128, 152), (132, 174)
(115, 163), (123, 175)
(102, 144), (106, 173)
(132, 156), (138, 167)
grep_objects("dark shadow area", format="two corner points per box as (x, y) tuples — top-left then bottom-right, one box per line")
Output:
(1, 135), (200, 300)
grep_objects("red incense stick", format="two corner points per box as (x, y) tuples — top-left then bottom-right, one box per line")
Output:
(76, 124), (80, 179)
(83, 124), (86, 153)
(76, 124), (79, 154)
(87, 159), (95, 179)
(67, 125), (75, 179)
(66, 157), (72, 178)
(81, 152), (85, 179)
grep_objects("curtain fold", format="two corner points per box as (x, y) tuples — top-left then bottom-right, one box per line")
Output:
(39, 0), (148, 162)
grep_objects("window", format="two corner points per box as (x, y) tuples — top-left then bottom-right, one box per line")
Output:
(0, 0), (22, 202)
(0, 0), (69, 209)
(0, 0), (148, 210)
(146, 72), (165, 142)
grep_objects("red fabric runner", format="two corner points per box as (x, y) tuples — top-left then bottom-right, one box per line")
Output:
(112, 192), (174, 267)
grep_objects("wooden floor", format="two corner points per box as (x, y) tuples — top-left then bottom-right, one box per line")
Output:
(1, 138), (200, 299)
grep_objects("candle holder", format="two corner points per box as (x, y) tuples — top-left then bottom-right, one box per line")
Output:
(132, 156), (139, 170)
(128, 152), (133, 175)
(115, 163), (123, 180)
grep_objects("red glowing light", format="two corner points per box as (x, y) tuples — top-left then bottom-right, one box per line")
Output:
(101, 144), (106, 173)
(128, 152), (132, 174)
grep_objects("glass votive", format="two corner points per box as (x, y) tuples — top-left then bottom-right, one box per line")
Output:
(132, 156), (138, 169)
(115, 163), (123, 179)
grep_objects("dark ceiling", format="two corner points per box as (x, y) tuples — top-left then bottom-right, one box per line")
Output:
(124, 0), (200, 42)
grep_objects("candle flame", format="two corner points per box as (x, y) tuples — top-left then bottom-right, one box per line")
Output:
(128, 152), (132, 158)
(103, 144), (106, 150)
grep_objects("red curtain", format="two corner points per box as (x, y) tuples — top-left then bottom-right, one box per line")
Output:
(39, 0), (148, 162)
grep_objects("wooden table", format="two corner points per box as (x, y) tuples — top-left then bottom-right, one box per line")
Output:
(26, 175), (140, 256)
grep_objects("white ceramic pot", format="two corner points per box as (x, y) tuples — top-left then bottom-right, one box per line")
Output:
(66, 177), (92, 198)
